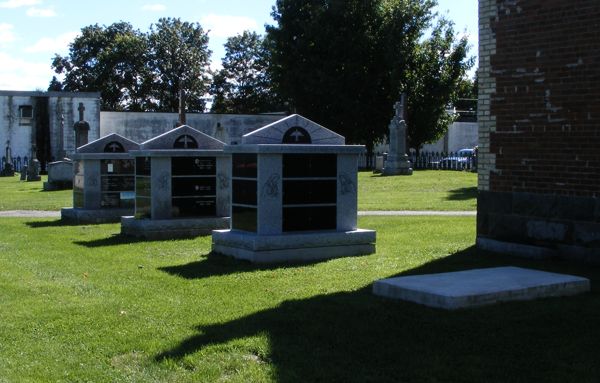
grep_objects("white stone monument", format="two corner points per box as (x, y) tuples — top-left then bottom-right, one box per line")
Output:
(383, 94), (413, 176)
(212, 114), (376, 263)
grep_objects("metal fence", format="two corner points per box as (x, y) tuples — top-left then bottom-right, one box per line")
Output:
(359, 151), (477, 171)
(1, 156), (28, 173)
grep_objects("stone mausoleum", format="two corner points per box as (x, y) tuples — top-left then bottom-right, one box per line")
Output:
(61, 133), (139, 223)
(121, 125), (230, 239)
(0, 90), (100, 171)
(477, 0), (600, 262)
(212, 114), (376, 263)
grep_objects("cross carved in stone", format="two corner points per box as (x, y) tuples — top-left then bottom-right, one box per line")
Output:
(78, 103), (85, 121)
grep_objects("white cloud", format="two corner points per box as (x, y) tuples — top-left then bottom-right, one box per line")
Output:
(24, 31), (78, 53)
(142, 3), (166, 12)
(0, 51), (54, 90)
(200, 14), (258, 38)
(0, 0), (40, 8)
(26, 6), (56, 17)
(0, 23), (16, 47)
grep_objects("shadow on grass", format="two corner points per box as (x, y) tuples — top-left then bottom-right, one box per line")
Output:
(73, 233), (204, 247)
(159, 252), (328, 280)
(154, 247), (600, 382)
(446, 186), (478, 201)
(26, 219), (83, 228)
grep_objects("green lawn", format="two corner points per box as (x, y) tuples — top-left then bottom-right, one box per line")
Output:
(1, 215), (599, 382)
(0, 173), (71, 211)
(358, 169), (477, 211)
(0, 170), (477, 212)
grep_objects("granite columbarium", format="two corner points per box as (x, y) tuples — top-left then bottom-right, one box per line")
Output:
(211, 114), (376, 263)
(61, 133), (139, 223)
(121, 125), (230, 239)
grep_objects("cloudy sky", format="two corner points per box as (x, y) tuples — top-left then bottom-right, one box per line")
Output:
(0, 0), (477, 91)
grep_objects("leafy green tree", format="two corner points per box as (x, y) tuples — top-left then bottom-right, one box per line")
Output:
(148, 17), (211, 112)
(210, 31), (283, 114)
(50, 22), (151, 111)
(266, 0), (436, 151)
(402, 18), (474, 151)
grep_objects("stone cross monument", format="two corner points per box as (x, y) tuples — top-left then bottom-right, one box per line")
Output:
(74, 102), (90, 150)
(383, 93), (413, 175)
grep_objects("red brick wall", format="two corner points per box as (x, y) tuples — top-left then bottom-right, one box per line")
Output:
(489, 0), (600, 197)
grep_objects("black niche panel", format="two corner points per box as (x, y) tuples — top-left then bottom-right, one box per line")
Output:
(283, 206), (336, 232)
(232, 154), (257, 178)
(101, 176), (135, 192)
(136, 157), (151, 176)
(283, 154), (336, 178)
(172, 197), (216, 217)
(103, 141), (125, 153)
(101, 159), (134, 174)
(135, 177), (151, 197)
(282, 126), (311, 144)
(101, 193), (120, 208)
(172, 157), (216, 176)
(232, 206), (257, 232)
(73, 188), (84, 208)
(135, 197), (151, 219)
(173, 135), (198, 149)
(283, 180), (336, 205)
(232, 179), (257, 205)
(172, 177), (216, 197)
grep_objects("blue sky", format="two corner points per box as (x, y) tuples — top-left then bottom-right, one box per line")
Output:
(0, 0), (477, 91)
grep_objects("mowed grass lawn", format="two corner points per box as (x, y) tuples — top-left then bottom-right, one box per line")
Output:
(358, 170), (477, 211)
(0, 174), (71, 211)
(1, 216), (600, 382)
(0, 170), (477, 212)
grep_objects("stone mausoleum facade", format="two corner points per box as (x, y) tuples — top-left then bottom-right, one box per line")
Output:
(0, 90), (101, 170)
(477, 0), (600, 262)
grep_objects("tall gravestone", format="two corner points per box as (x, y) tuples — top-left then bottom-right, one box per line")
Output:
(26, 144), (41, 181)
(74, 102), (90, 149)
(0, 140), (15, 177)
(61, 133), (139, 223)
(212, 114), (376, 263)
(121, 125), (230, 239)
(383, 94), (413, 176)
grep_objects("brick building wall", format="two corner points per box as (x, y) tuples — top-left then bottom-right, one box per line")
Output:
(477, 0), (600, 262)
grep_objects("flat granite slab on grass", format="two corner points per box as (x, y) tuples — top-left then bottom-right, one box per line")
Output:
(373, 266), (590, 310)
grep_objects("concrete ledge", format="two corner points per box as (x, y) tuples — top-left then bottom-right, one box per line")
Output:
(121, 216), (229, 239)
(476, 237), (557, 259)
(373, 266), (590, 310)
(61, 207), (133, 224)
(212, 229), (376, 263)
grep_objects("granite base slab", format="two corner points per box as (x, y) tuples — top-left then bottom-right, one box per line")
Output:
(211, 229), (376, 263)
(61, 207), (133, 224)
(373, 266), (590, 310)
(121, 216), (229, 239)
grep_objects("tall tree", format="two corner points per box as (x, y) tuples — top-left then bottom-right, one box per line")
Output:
(210, 31), (283, 114)
(402, 19), (474, 151)
(50, 22), (151, 111)
(148, 17), (211, 112)
(267, 0), (436, 151)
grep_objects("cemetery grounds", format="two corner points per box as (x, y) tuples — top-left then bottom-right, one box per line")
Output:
(0, 171), (599, 382)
